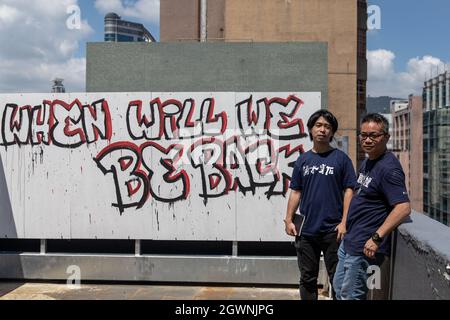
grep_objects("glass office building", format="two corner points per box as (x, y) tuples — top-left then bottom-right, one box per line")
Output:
(104, 13), (155, 42)
(423, 72), (450, 226)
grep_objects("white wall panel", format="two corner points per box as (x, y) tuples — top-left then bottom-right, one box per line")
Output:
(0, 92), (319, 240)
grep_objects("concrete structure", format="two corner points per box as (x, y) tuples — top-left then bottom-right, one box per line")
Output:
(104, 13), (155, 42)
(0, 282), (305, 300)
(2, 211), (450, 300)
(423, 72), (450, 226)
(391, 96), (423, 213)
(392, 211), (450, 299)
(160, 0), (368, 168)
(86, 42), (327, 98)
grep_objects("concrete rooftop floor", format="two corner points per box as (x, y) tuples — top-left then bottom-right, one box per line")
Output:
(0, 281), (329, 300)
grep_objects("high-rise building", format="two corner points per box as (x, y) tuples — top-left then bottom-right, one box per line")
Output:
(160, 0), (367, 167)
(423, 72), (450, 226)
(104, 12), (156, 42)
(391, 96), (423, 213)
(390, 100), (408, 152)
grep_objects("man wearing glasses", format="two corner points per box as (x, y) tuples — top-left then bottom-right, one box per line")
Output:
(333, 113), (411, 300)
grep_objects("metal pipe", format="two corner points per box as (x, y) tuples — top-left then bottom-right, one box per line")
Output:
(40, 239), (47, 255)
(232, 241), (238, 257)
(200, 0), (207, 42)
(135, 239), (141, 256)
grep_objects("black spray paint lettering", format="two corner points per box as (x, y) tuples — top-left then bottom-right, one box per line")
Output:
(94, 142), (149, 214)
(236, 95), (308, 140)
(94, 137), (303, 212)
(126, 97), (227, 141)
(189, 137), (233, 204)
(1, 99), (112, 148)
(94, 141), (189, 214)
(140, 141), (190, 203)
(0, 94), (308, 214)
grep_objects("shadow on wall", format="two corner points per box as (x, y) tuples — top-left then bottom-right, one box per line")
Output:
(0, 154), (17, 238)
(0, 154), (24, 284)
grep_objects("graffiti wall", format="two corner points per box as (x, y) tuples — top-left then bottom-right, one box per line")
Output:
(0, 92), (320, 240)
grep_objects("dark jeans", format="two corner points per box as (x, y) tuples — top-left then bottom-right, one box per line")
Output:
(294, 231), (339, 300)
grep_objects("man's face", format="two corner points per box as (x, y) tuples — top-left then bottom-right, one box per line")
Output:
(310, 116), (334, 143)
(359, 121), (389, 157)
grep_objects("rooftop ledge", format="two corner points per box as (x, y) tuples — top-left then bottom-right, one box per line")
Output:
(392, 210), (450, 300)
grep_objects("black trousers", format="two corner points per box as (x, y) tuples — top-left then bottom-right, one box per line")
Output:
(294, 231), (340, 300)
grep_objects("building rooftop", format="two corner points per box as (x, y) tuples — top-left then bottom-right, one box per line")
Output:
(105, 12), (120, 20)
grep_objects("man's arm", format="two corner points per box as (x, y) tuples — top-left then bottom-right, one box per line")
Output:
(284, 189), (301, 236)
(335, 187), (353, 241)
(376, 201), (411, 238)
(363, 201), (411, 258)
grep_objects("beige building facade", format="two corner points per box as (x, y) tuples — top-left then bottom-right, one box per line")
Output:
(391, 95), (423, 213)
(160, 0), (367, 167)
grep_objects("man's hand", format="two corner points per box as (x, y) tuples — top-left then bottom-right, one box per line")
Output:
(363, 238), (379, 259)
(335, 222), (346, 242)
(284, 190), (301, 237)
(284, 219), (297, 237)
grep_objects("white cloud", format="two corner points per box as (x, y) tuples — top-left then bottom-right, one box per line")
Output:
(367, 49), (448, 98)
(0, 4), (21, 26)
(367, 49), (395, 80)
(0, 0), (93, 93)
(94, 0), (159, 25)
(0, 58), (86, 93)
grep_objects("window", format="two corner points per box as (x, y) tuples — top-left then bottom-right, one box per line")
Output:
(117, 34), (134, 42)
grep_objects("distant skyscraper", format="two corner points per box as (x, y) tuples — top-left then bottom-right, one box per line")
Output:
(391, 96), (423, 213)
(423, 72), (450, 226)
(104, 12), (155, 42)
(51, 78), (65, 93)
(390, 99), (408, 152)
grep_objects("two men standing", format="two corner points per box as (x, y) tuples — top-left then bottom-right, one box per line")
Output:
(285, 111), (411, 300)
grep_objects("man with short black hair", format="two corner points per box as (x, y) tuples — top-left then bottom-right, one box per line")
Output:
(333, 113), (411, 300)
(284, 110), (356, 300)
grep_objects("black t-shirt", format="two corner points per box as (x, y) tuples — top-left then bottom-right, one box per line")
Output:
(344, 152), (410, 255)
(289, 149), (356, 236)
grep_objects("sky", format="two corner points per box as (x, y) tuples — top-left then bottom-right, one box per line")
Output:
(0, 0), (160, 93)
(0, 0), (449, 97)
(367, 0), (450, 97)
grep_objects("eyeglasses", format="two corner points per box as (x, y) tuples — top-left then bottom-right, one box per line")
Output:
(358, 132), (386, 141)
